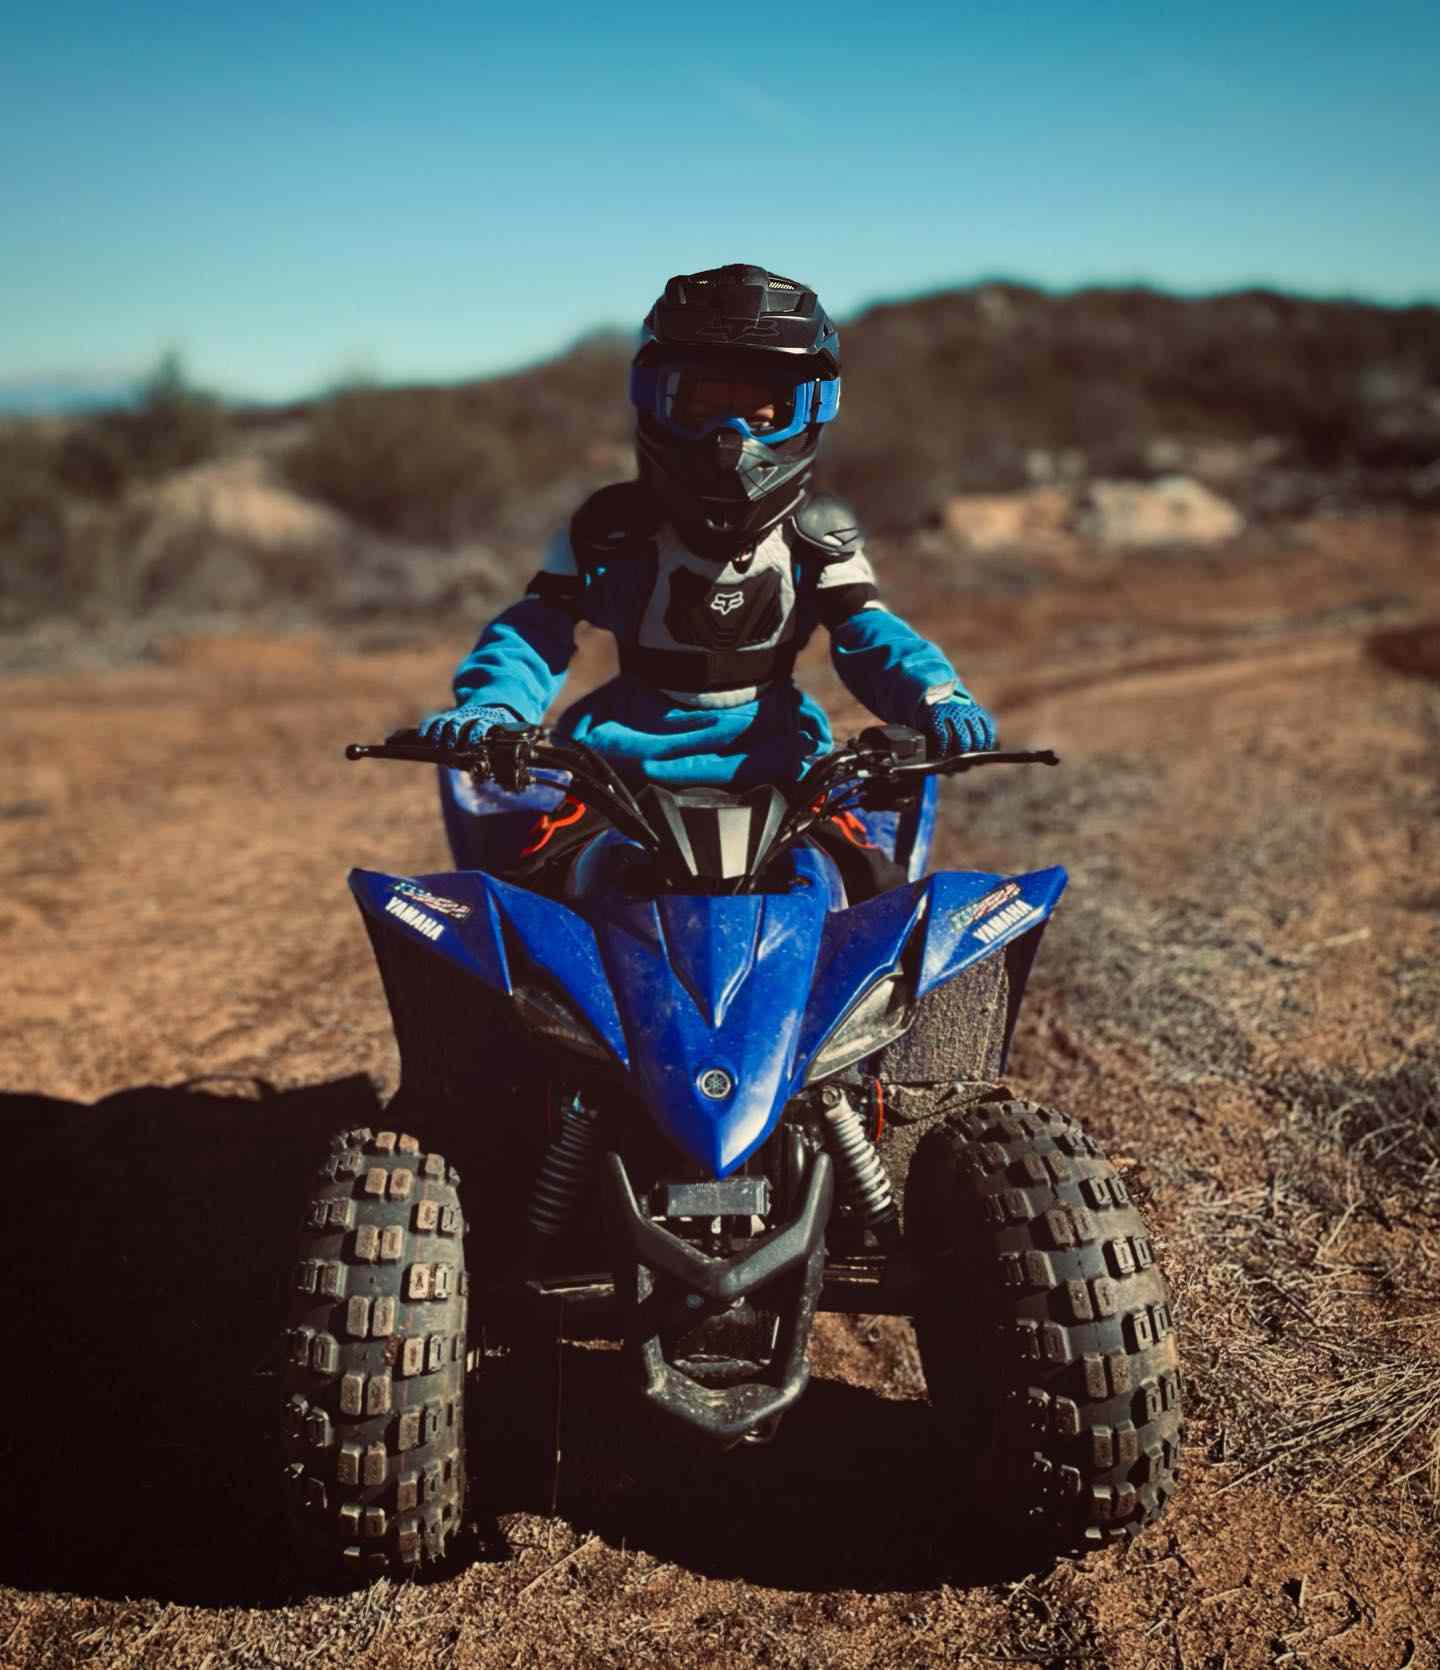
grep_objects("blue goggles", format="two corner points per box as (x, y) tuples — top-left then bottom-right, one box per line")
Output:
(630, 362), (841, 445)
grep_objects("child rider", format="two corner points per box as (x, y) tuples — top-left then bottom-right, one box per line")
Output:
(416, 263), (997, 827)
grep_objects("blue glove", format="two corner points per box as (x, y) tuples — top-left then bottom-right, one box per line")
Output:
(915, 694), (998, 758)
(417, 701), (520, 750)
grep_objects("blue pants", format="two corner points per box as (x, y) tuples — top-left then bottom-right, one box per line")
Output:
(554, 676), (835, 789)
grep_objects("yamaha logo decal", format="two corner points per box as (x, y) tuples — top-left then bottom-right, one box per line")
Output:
(697, 1068), (734, 1100)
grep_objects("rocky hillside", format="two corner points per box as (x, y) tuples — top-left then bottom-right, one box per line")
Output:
(3, 284), (1437, 669)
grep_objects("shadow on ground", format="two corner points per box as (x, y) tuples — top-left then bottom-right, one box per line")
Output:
(473, 1343), (1040, 1594)
(0, 1075), (383, 1607)
(0, 1079), (1033, 1604)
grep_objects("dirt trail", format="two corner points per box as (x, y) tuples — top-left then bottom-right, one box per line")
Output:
(1, 516), (1438, 1667)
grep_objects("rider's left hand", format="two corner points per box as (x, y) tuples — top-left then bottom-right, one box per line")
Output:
(917, 696), (999, 758)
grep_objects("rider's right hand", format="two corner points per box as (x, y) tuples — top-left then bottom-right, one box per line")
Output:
(415, 701), (521, 750)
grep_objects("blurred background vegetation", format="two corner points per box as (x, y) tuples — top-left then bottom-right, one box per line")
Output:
(3, 283), (1438, 658)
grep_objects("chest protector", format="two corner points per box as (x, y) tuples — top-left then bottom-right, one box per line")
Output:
(567, 483), (864, 698)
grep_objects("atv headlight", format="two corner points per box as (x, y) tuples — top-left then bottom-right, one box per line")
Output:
(512, 983), (611, 1062)
(806, 975), (912, 1082)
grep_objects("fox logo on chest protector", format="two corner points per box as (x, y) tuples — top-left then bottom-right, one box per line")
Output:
(664, 567), (787, 652)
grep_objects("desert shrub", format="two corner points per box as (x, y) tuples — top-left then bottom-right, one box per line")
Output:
(60, 352), (230, 494)
(112, 351), (228, 478)
(0, 355), (231, 629)
(285, 334), (633, 546)
(0, 441), (69, 625)
(4, 353), (231, 513)
(284, 381), (517, 545)
(51, 423), (134, 500)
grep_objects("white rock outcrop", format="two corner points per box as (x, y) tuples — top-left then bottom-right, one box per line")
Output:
(1080, 475), (1245, 547)
(938, 486), (1074, 550)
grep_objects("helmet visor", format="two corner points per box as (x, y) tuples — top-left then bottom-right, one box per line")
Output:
(631, 361), (840, 444)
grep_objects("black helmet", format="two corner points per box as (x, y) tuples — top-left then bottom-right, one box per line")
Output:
(630, 264), (842, 553)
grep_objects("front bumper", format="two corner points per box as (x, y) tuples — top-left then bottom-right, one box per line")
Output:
(603, 1147), (834, 1443)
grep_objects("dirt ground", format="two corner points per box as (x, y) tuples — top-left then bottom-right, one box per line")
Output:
(2, 511), (1439, 1668)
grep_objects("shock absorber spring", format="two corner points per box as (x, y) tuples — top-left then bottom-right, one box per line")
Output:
(819, 1085), (898, 1233)
(527, 1094), (601, 1238)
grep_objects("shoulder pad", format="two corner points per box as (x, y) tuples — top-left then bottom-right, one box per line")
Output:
(569, 481), (662, 563)
(788, 491), (865, 561)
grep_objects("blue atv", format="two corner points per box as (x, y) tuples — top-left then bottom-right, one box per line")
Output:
(283, 725), (1181, 1578)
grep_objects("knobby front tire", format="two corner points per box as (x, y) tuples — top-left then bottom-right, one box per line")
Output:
(906, 1099), (1182, 1553)
(283, 1127), (468, 1580)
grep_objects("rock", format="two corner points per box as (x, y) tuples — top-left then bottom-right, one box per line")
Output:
(1080, 475), (1245, 547)
(938, 486), (1075, 550)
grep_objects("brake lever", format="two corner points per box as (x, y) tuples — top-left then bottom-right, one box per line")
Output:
(347, 740), (444, 763)
(346, 739), (494, 768)
(891, 747), (1061, 776)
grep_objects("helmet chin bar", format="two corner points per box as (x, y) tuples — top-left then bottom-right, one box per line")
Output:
(637, 424), (817, 553)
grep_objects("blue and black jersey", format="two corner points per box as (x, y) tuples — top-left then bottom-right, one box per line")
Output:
(450, 484), (962, 788)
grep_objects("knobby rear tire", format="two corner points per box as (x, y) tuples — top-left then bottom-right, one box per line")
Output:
(282, 1127), (468, 1580)
(906, 1098), (1182, 1554)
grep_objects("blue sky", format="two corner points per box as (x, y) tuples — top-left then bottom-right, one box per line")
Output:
(4, 0), (1437, 403)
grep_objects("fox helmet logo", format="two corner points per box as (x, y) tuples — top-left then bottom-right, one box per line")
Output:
(710, 590), (745, 615)
(691, 317), (782, 344)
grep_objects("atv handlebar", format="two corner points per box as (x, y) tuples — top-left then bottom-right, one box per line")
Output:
(345, 726), (1060, 867)
(347, 728), (659, 850)
(772, 727), (1058, 857)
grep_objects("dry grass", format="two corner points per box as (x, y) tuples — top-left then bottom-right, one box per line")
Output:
(1135, 1054), (1440, 1528)
(1270, 1061), (1440, 1196)
(1269, 1348), (1440, 1502)
(1213, 1062), (1440, 1516)
(939, 660), (1440, 1539)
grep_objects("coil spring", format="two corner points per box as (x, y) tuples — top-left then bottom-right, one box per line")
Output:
(527, 1097), (601, 1238)
(821, 1092), (896, 1227)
